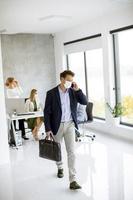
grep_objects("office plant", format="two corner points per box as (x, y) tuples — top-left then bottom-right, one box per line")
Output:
(106, 102), (126, 125)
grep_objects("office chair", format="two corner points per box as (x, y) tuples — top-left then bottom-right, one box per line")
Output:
(75, 102), (96, 142)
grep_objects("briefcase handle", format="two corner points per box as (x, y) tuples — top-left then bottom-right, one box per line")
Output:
(45, 133), (55, 142)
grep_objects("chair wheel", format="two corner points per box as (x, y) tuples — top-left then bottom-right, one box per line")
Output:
(92, 138), (94, 141)
(93, 135), (96, 138)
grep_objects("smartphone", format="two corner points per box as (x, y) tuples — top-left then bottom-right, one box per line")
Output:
(71, 83), (75, 88)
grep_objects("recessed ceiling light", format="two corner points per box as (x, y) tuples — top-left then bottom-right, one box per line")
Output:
(39, 15), (72, 22)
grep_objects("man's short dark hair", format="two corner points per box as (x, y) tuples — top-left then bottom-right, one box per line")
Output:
(60, 70), (75, 79)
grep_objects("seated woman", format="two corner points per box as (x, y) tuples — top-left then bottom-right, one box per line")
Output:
(25, 89), (44, 141)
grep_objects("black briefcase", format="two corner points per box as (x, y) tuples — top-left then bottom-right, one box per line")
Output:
(39, 134), (61, 162)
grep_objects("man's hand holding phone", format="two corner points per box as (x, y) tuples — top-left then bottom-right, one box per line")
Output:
(71, 82), (80, 91)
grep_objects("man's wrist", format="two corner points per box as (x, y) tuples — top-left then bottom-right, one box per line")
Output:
(45, 130), (52, 133)
(46, 130), (52, 133)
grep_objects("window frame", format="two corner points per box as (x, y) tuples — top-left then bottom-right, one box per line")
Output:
(66, 45), (105, 120)
(111, 25), (133, 127)
(66, 51), (87, 97)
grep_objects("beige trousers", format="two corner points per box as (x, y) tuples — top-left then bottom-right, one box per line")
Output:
(54, 121), (76, 183)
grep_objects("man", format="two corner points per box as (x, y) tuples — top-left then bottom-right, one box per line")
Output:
(44, 70), (87, 190)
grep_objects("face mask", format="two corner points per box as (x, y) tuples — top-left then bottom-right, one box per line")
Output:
(64, 81), (72, 89)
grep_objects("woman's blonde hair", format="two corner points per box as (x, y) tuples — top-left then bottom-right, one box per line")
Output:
(5, 77), (15, 87)
(29, 89), (37, 102)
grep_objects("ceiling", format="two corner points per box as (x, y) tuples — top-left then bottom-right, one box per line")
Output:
(0, 0), (132, 34)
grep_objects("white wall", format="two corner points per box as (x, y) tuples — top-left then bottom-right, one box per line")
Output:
(0, 35), (10, 165)
(54, 6), (133, 141)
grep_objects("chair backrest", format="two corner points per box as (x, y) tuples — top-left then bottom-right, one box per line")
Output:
(77, 103), (87, 122)
(86, 102), (93, 122)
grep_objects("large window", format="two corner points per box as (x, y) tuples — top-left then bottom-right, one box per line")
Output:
(66, 35), (105, 119)
(67, 52), (86, 94)
(85, 49), (105, 119)
(113, 28), (133, 126)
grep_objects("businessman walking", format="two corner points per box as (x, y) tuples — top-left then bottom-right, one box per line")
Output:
(44, 70), (87, 190)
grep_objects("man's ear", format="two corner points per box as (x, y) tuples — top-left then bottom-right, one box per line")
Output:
(60, 77), (64, 82)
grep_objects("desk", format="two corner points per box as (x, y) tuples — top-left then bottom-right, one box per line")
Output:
(8, 112), (44, 148)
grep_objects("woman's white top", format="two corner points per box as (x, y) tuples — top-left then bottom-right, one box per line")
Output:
(6, 86), (23, 98)
(24, 98), (42, 112)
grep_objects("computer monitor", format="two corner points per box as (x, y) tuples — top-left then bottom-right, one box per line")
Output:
(5, 98), (26, 114)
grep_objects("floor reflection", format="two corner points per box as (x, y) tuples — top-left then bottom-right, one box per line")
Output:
(0, 130), (133, 200)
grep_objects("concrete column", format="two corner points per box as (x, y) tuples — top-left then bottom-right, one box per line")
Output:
(0, 35), (10, 165)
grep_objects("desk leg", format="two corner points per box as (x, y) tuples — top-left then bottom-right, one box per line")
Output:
(11, 120), (18, 149)
(7, 118), (11, 144)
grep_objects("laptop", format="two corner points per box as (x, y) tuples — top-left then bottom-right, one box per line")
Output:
(5, 98), (35, 116)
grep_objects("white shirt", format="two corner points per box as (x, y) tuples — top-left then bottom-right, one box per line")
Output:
(58, 87), (72, 122)
(6, 86), (23, 98)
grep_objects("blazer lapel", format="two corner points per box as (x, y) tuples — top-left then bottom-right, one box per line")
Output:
(55, 86), (62, 110)
(69, 88), (73, 108)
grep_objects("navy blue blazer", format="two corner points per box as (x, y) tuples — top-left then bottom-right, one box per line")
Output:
(44, 86), (88, 135)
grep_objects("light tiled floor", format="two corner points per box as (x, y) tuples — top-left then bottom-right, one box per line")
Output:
(0, 130), (133, 200)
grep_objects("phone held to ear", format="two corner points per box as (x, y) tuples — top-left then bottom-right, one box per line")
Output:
(71, 83), (75, 89)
